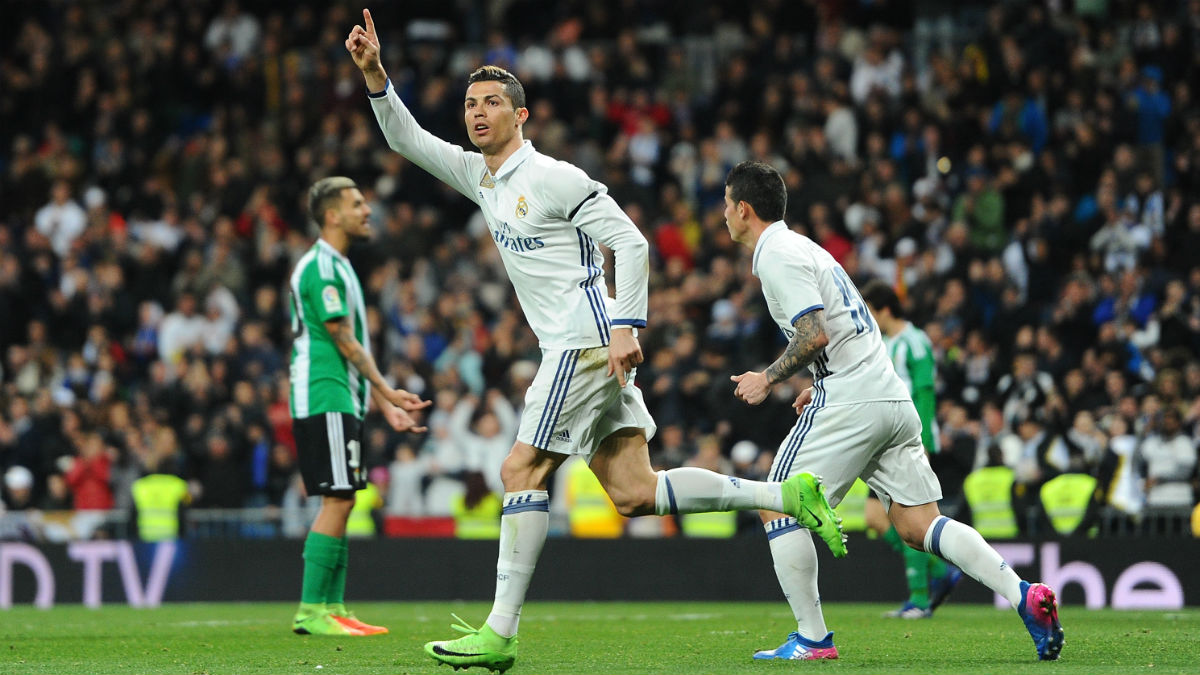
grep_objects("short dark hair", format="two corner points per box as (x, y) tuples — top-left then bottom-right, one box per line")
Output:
(860, 279), (903, 319)
(308, 176), (357, 230)
(725, 160), (786, 222)
(467, 65), (526, 110)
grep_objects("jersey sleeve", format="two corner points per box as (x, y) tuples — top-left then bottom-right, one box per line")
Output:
(301, 263), (348, 324)
(905, 338), (936, 392)
(368, 79), (484, 203)
(543, 162), (649, 328)
(905, 334), (939, 452)
(759, 251), (824, 327)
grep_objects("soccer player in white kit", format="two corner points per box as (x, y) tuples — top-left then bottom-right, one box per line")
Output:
(723, 161), (1064, 662)
(346, 11), (844, 672)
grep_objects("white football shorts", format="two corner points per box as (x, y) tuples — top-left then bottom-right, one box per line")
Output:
(516, 345), (657, 459)
(767, 399), (942, 512)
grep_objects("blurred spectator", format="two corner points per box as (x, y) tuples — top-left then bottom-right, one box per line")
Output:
(34, 180), (86, 259)
(158, 292), (207, 366)
(63, 431), (114, 510)
(1140, 408), (1198, 509)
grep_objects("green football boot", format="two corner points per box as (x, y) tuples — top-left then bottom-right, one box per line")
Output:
(424, 614), (518, 673)
(781, 472), (847, 558)
(293, 604), (366, 636)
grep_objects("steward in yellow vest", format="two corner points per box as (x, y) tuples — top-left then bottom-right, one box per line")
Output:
(834, 478), (870, 532)
(452, 472), (501, 539)
(963, 465), (1018, 539)
(346, 481), (382, 537)
(131, 471), (190, 542)
(565, 457), (624, 538)
(1039, 473), (1098, 536)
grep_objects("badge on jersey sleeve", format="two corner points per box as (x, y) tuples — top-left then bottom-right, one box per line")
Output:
(515, 195), (528, 219)
(322, 285), (343, 313)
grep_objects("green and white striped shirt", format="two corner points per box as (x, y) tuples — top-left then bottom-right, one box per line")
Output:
(288, 239), (370, 420)
(885, 322), (940, 453)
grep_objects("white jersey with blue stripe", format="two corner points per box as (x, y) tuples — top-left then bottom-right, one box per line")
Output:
(368, 79), (649, 349)
(752, 221), (909, 407)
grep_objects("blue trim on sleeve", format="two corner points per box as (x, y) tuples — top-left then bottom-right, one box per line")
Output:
(610, 319), (646, 328)
(367, 78), (391, 99)
(790, 304), (824, 325)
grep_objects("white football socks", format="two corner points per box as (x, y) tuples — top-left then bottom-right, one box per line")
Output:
(486, 490), (550, 638)
(654, 468), (784, 515)
(766, 517), (829, 641)
(924, 515), (1023, 607)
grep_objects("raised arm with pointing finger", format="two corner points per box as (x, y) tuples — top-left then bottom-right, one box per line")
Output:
(347, 8), (648, 382)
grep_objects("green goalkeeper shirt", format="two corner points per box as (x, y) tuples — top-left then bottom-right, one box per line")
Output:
(885, 322), (940, 454)
(288, 239), (370, 420)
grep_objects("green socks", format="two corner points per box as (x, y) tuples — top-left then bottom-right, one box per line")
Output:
(301, 532), (342, 605)
(903, 545), (931, 609)
(883, 525), (939, 609)
(882, 524), (906, 553)
(326, 535), (349, 605)
(927, 548), (950, 580)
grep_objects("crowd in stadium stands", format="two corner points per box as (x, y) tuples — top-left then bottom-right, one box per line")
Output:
(1, 0), (1199, 540)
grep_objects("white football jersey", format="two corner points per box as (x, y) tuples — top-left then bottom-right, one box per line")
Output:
(753, 221), (909, 406)
(369, 80), (648, 349)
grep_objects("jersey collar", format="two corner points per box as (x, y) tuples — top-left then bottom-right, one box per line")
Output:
(490, 140), (536, 181)
(316, 237), (349, 262)
(751, 220), (788, 277)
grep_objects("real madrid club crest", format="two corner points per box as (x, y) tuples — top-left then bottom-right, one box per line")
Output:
(515, 195), (529, 219)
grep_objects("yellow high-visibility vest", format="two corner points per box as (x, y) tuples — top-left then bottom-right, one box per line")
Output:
(566, 458), (624, 538)
(835, 478), (870, 532)
(451, 492), (502, 539)
(346, 482), (381, 537)
(963, 466), (1018, 539)
(680, 510), (737, 538)
(131, 474), (189, 542)
(1040, 473), (1097, 536)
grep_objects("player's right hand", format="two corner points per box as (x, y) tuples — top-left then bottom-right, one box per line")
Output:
(792, 386), (813, 416)
(346, 8), (382, 73)
(385, 387), (431, 413)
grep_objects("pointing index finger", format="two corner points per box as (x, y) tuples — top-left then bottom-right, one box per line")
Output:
(363, 8), (376, 38)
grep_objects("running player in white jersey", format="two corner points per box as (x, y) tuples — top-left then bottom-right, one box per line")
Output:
(345, 11), (843, 673)
(723, 161), (1064, 662)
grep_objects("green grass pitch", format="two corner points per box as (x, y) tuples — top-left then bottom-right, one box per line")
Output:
(2, 602), (1197, 674)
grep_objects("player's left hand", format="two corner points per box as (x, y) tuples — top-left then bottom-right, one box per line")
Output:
(607, 328), (643, 387)
(730, 370), (771, 406)
(346, 8), (383, 74)
(792, 386), (813, 416)
(379, 395), (429, 433)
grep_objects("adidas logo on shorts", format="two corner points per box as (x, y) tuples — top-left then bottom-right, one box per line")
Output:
(551, 429), (571, 444)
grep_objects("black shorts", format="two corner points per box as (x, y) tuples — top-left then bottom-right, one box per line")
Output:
(294, 412), (365, 496)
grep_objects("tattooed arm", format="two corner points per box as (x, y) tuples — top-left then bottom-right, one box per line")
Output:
(731, 310), (829, 406)
(325, 318), (430, 415)
(765, 310), (830, 384)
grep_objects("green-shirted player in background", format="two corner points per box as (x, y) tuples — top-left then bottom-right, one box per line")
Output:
(288, 176), (431, 636)
(861, 279), (962, 619)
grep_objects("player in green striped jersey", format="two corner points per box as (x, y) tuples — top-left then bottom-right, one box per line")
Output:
(861, 280), (961, 619)
(289, 177), (430, 636)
